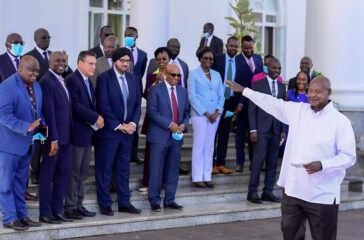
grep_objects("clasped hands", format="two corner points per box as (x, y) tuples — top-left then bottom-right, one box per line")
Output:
(170, 122), (185, 133)
(118, 122), (136, 134)
(204, 111), (220, 123)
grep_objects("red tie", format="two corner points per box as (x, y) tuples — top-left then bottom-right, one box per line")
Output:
(171, 87), (179, 123)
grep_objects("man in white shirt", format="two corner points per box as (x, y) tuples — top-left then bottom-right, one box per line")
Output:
(226, 76), (356, 240)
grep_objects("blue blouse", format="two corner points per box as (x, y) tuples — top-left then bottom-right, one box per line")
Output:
(287, 89), (308, 103)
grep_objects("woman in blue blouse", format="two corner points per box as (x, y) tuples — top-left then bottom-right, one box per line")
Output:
(188, 47), (224, 188)
(286, 71), (309, 103)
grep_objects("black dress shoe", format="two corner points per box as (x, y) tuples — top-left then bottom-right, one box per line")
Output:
(179, 167), (190, 175)
(54, 214), (73, 222)
(247, 192), (263, 204)
(39, 216), (62, 224)
(193, 182), (206, 188)
(118, 204), (142, 214)
(100, 206), (114, 216)
(132, 155), (144, 163)
(261, 192), (281, 203)
(204, 181), (214, 188)
(3, 220), (29, 231)
(64, 209), (83, 220)
(150, 204), (161, 212)
(78, 206), (96, 217)
(20, 217), (41, 227)
(30, 176), (39, 185)
(164, 202), (183, 210)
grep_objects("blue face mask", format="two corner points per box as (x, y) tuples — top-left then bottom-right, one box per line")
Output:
(32, 132), (46, 144)
(202, 32), (210, 38)
(172, 131), (183, 141)
(224, 111), (234, 118)
(263, 65), (268, 74)
(10, 43), (24, 57)
(124, 37), (135, 48)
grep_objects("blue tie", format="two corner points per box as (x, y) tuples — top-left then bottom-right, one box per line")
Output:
(120, 75), (129, 121)
(85, 79), (92, 99)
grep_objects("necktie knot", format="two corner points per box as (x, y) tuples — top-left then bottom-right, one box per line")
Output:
(14, 58), (20, 68)
(43, 51), (49, 61)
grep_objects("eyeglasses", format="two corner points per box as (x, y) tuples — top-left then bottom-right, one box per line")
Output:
(41, 36), (51, 40)
(202, 57), (213, 61)
(9, 41), (25, 45)
(168, 72), (181, 78)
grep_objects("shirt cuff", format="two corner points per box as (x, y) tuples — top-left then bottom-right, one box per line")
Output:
(129, 122), (136, 128)
(242, 87), (252, 97)
(250, 130), (257, 133)
(114, 124), (121, 131)
(51, 140), (58, 143)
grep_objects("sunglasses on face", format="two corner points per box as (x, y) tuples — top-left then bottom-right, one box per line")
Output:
(9, 41), (25, 45)
(168, 72), (181, 78)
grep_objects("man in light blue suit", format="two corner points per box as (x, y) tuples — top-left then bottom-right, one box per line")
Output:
(147, 64), (190, 211)
(0, 56), (42, 231)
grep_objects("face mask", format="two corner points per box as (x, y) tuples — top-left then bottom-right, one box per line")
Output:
(9, 43), (23, 57)
(32, 132), (46, 144)
(172, 131), (183, 141)
(263, 65), (268, 74)
(202, 32), (210, 38)
(124, 37), (135, 48)
(224, 111), (234, 118)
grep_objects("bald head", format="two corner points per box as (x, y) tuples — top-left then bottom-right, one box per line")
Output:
(49, 51), (66, 75)
(308, 76), (331, 112)
(18, 55), (40, 85)
(310, 76), (331, 89)
(300, 56), (313, 73)
(166, 64), (181, 86)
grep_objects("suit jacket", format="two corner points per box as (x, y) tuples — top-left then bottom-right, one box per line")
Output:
(212, 53), (245, 106)
(90, 44), (104, 59)
(66, 69), (99, 147)
(0, 52), (17, 83)
(248, 77), (286, 135)
(24, 48), (73, 80)
(146, 57), (189, 87)
(40, 71), (72, 145)
(0, 73), (43, 155)
(196, 35), (224, 55)
(90, 56), (111, 88)
(147, 82), (190, 144)
(95, 68), (141, 139)
(133, 48), (148, 95)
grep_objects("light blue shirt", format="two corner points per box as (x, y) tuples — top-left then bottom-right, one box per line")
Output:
(187, 66), (224, 117)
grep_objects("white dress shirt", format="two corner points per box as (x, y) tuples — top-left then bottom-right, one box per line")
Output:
(243, 88), (356, 204)
(36, 46), (49, 60)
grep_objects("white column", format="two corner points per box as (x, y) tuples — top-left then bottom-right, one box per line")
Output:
(130, 0), (169, 58)
(305, 0), (364, 110)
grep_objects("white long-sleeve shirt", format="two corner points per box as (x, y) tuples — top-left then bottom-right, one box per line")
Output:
(243, 88), (356, 204)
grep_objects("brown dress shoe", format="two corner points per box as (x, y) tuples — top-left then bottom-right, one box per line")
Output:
(205, 181), (214, 188)
(217, 166), (233, 174)
(3, 220), (29, 231)
(212, 166), (219, 174)
(25, 192), (38, 201)
(193, 182), (206, 188)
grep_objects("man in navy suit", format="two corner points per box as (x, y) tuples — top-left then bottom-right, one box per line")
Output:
(247, 58), (286, 204)
(235, 35), (263, 172)
(212, 36), (244, 174)
(0, 33), (24, 83)
(123, 26), (148, 164)
(0, 56), (42, 231)
(196, 23), (224, 55)
(147, 64), (190, 211)
(95, 47), (142, 216)
(90, 25), (114, 59)
(64, 50), (104, 220)
(39, 52), (73, 224)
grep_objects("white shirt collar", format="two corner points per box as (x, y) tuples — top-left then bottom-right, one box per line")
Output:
(36, 46), (48, 56)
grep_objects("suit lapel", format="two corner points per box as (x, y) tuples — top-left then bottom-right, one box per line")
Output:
(50, 72), (69, 101)
(176, 86), (184, 122)
(76, 70), (94, 105)
(16, 76), (37, 120)
(162, 83), (173, 119)
(110, 70), (125, 108)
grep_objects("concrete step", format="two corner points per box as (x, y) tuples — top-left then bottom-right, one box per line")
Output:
(1, 189), (364, 240)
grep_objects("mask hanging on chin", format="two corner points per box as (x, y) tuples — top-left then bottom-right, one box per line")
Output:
(9, 43), (24, 57)
(124, 37), (135, 48)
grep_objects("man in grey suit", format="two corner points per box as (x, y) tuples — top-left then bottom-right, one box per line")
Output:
(147, 38), (189, 88)
(247, 58), (286, 204)
(90, 35), (118, 88)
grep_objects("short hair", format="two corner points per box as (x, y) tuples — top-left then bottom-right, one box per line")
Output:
(100, 25), (112, 33)
(77, 50), (96, 63)
(204, 22), (214, 32)
(197, 47), (214, 60)
(125, 26), (138, 34)
(102, 35), (119, 45)
(264, 54), (275, 61)
(154, 47), (171, 58)
(241, 35), (254, 43)
(227, 36), (239, 43)
(269, 58), (280, 66)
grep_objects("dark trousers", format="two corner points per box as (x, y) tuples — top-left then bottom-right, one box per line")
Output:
(95, 135), (133, 208)
(214, 97), (236, 166)
(248, 132), (279, 193)
(142, 141), (150, 187)
(131, 131), (139, 160)
(235, 110), (253, 167)
(30, 141), (42, 180)
(148, 139), (181, 206)
(281, 193), (339, 240)
(39, 143), (72, 216)
(64, 145), (92, 210)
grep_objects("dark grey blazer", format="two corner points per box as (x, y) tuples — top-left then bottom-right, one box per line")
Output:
(248, 77), (286, 135)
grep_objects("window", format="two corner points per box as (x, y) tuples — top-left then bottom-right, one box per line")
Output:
(89, 0), (131, 48)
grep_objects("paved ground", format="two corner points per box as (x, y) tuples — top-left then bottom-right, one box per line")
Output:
(75, 209), (364, 240)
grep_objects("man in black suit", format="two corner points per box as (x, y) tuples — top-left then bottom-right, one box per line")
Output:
(64, 51), (104, 220)
(196, 22), (223, 55)
(124, 26), (148, 164)
(287, 56), (318, 90)
(25, 28), (73, 186)
(247, 58), (286, 204)
(90, 25), (114, 59)
(0, 33), (23, 83)
(212, 36), (244, 175)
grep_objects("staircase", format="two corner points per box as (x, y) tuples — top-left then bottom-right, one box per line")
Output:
(1, 132), (364, 240)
